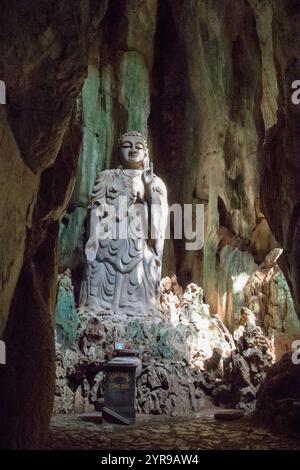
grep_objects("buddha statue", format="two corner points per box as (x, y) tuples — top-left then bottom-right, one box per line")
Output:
(80, 131), (168, 315)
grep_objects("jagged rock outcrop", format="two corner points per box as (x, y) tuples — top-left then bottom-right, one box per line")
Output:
(151, 0), (266, 300)
(261, 0), (300, 320)
(257, 352), (300, 433)
(54, 274), (279, 415)
(212, 308), (273, 411)
(242, 249), (300, 360)
(248, 0), (278, 129)
(54, 278), (234, 415)
(0, 0), (109, 450)
(210, 249), (300, 409)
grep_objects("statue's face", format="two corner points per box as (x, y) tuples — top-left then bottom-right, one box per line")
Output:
(119, 135), (146, 169)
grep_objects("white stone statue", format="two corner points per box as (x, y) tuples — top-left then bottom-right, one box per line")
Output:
(80, 131), (168, 315)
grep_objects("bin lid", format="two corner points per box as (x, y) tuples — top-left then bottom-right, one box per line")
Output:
(103, 361), (138, 371)
(113, 349), (139, 358)
(103, 358), (138, 370)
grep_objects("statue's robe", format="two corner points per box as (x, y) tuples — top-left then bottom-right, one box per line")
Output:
(80, 168), (168, 314)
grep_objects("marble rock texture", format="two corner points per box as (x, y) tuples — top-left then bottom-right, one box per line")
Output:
(54, 274), (282, 416)
(256, 352), (300, 433)
(54, 279), (230, 415)
(242, 249), (300, 361)
(260, 0), (300, 320)
(58, 0), (294, 340)
(0, 0), (109, 450)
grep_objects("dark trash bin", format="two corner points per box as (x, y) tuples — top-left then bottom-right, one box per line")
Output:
(102, 349), (141, 425)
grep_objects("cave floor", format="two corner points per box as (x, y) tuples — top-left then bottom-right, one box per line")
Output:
(46, 408), (300, 450)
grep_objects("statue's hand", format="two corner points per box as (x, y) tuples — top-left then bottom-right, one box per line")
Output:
(142, 158), (153, 187)
(85, 236), (99, 262)
(154, 254), (161, 268)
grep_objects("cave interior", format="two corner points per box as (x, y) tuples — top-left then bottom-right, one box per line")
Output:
(0, 0), (299, 451)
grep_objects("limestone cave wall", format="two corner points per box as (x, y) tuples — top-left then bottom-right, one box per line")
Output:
(261, 1), (300, 316)
(59, 0), (294, 333)
(0, 0), (109, 449)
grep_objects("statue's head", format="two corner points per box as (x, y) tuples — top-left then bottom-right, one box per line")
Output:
(118, 131), (149, 169)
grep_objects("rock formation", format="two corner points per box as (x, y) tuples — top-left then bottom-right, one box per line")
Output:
(242, 249), (300, 360)
(0, 0), (109, 450)
(212, 307), (273, 412)
(257, 352), (300, 433)
(54, 277), (233, 415)
(260, 1), (300, 320)
(54, 273), (291, 416)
